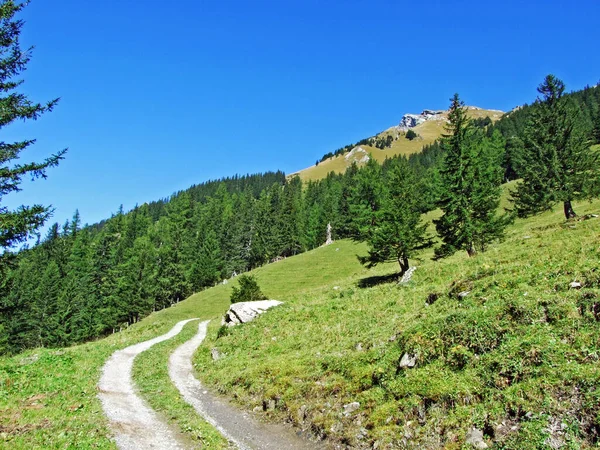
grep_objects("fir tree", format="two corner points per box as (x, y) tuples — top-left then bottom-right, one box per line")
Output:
(434, 94), (507, 259)
(511, 75), (599, 219)
(358, 158), (433, 276)
(0, 1), (66, 249)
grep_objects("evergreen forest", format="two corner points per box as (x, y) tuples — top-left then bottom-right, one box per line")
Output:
(1, 79), (599, 355)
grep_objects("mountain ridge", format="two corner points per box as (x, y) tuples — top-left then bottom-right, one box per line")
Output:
(291, 105), (504, 181)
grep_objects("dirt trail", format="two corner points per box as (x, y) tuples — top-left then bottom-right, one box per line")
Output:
(169, 320), (323, 450)
(98, 319), (198, 450)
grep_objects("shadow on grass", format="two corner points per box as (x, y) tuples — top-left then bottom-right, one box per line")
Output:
(357, 272), (399, 288)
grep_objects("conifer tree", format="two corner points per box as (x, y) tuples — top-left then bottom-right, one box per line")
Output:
(358, 158), (433, 276)
(434, 94), (507, 258)
(511, 75), (599, 219)
(0, 1), (66, 249)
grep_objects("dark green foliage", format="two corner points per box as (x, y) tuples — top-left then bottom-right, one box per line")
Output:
(356, 158), (433, 275)
(472, 116), (492, 129)
(405, 129), (417, 140)
(230, 274), (267, 303)
(0, 1), (66, 250)
(434, 94), (508, 259)
(511, 75), (600, 219)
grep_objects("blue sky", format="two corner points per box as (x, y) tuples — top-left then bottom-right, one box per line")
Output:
(4, 0), (600, 231)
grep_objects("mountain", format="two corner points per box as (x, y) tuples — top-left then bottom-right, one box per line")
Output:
(291, 106), (503, 182)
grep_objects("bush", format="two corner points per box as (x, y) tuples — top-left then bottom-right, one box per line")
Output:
(230, 274), (268, 303)
(405, 129), (417, 140)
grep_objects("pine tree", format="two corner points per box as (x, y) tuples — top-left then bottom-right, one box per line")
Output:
(511, 75), (599, 219)
(0, 1), (66, 249)
(434, 94), (507, 259)
(359, 158), (433, 276)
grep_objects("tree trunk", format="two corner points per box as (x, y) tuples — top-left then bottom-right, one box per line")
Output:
(466, 243), (477, 257)
(398, 256), (409, 276)
(563, 200), (577, 220)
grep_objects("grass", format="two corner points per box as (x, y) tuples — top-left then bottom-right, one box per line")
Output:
(0, 281), (230, 449)
(0, 240), (369, 449)
(193, 198), (600, 448)
(293, 108), (504, 182)
(3, 179), (599, 448)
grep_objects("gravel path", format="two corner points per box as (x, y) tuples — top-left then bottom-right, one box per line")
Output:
(98, 319), (198, 450)
(169, 321), (322, 450)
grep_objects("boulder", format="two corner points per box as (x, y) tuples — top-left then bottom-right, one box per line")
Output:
(222, 300), (283, 326)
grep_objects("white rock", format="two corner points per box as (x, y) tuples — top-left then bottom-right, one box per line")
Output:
(343, 402), (360, 416)
(222, 300), (283, 326)
(569, 281), (582, 289)
(399, 266), (416, 284)
(399, 353), (417, 368)
(465, 427), (488, 449)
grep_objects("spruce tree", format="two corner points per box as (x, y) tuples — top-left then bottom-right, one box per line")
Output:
(511, 75), (599, 219)
(0, 1), (66, 249)
(434, 94), (507, 259)
(358, 158), (433, 276)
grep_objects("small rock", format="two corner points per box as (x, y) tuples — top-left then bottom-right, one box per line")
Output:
(388, 334), (398, 342)
(458, 290), (470, 299)
(210, 348), (221, 361)
(253, 406), (262, 413)
(399, 266), (417, 284)
(465, 427), (488, 449)
(356, 427), (368, 440)
(333, 286), (340, 290)
(222, 279), (228, 285)
(355, 342), (364, 351)
(343, 401), (360, 416)
(523, 235), (531, 239)
(263, 399), (277, 411)
(569, 281), (582, 289)
(297, 405), (307, 422)
(330, 422), (343, 433)
(399, 353), (417, 368)
(19, 354), (39, 365)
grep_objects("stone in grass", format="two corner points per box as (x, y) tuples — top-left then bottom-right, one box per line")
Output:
(465, 427), (488, 449)
(222, 300), (283, 326)
(399, 353), (417, 368)
(210, 348), (221, 361)
(569, 281), (582, 289)
(399, 266), (416, 284)
(343, 402), (360, 416)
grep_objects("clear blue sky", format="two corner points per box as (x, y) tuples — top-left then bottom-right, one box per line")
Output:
(4, 0), (600, 231)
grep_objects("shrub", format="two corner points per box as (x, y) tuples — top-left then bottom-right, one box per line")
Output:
(405, 129), (417, 140)
(230, 274), (268, 303)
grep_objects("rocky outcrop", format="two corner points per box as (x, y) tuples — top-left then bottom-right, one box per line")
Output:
(222, 300), (283, 326)
(344, 146), (370, 163)
(398, 109), (445, 130)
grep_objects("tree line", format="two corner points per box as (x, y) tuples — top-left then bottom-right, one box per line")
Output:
(0, 0), (598, 355)
(2, 75), (598, 354)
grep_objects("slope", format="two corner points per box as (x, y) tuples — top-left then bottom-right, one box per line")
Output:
(193, 198), (600, 448)
(292, 107), (504, 182)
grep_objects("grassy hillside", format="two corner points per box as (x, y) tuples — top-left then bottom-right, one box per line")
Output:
(0, 240), (369, 449)
(293, 108), (503, 182)
(3, 189), (599, 449)
(0, 286), (231, 448)
(194, 198), (600, 449)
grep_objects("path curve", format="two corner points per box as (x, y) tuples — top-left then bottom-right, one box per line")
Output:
(169, 320), (322, 450)
(98, 319), (198, 450)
